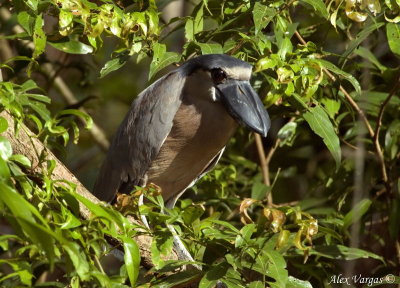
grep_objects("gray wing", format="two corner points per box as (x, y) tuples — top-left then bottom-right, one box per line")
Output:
(93, 71), (185, 202)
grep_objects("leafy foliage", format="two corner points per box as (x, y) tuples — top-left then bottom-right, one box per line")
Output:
(1, 0), (400, 287)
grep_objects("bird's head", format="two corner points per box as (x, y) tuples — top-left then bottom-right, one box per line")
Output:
(181, 54), (271, 137)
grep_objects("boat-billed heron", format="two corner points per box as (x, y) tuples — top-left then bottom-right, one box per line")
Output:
(94, 54), (270, 208)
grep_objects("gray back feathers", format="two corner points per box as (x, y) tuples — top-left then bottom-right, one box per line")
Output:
(93, 71), (185, 202)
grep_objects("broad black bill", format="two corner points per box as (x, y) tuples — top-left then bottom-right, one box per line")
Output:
(217, 79), (271, 137)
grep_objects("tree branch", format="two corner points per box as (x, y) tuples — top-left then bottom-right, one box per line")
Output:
(1, 110), (178, 267)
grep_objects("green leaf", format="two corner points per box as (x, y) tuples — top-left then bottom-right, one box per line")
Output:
(181, 204), (204, 225)
(24, 0), (38, 11)
(59, 9), (73, 36)
(199, 262), (229, 288)
(321, 98), (341, 118)
(386, 23), (400, 56)
(316, 59), (361, 96)
(57, 109), (93, 130)
(0, 157), (10, 179)
(48, 39), (93, 54)
(62, 242), (90, 281)
(310, 245), (384, 261)
(71, 192), (123, 231)
(343, 199), (372, 230)
(277, 121), (297, 146)
(299, 0), (329, 19)
(263, 250), (288, 288)
(33, 15), (46, 59)
(151, 232), (174, 268)
(355, 46), (387, 72)
(251, 181), (270, 200)
(235, 223), (255, 248)
(17, 11), (34, 35)
(185, 18), (194, 41)
(9, 155), (31, 168)
(252, 3), (276, 34)
(248, 281), (264, 288)
(340, 22), (385, 65)
(287, 276), (313, 288)
(122, 236), (140, 286)
(22, 93), (51, 103)
(193, 3), (204, 34)
(28, 101), (51, 121)
(0, 136), (12, 160)
(0, 117), (8, 133)
(303, 105), (341, 170)
(0, 260), (33, 286)
(20, 79), (39, 92)
(197, 42), (223, 54)
(60, 207), (81, 229)
(100, 55), (129, 78)
(0, 183), (56, 268)
(151, 270), (201, 288)
(149, 43), (180, 80)
(385, 120), (400, 160)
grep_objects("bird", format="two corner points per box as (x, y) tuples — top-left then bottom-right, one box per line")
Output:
(93, 54), (271, 209)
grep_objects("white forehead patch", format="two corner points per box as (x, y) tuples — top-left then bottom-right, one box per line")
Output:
(223, 66), (252, 80)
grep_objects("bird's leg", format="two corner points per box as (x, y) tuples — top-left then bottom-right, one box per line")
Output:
(138, 193), (150, 229)
(164, 196), (202, 270)
(136, 189), (201, 270)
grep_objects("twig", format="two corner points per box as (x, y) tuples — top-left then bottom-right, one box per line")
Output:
(255, 116), (297, 206)
(254, 133), (273, 206)
(0, 7), (110, 152)
(373, 76), (400, 182)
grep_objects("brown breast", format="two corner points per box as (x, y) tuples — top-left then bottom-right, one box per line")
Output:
(146, 93), (237, 202)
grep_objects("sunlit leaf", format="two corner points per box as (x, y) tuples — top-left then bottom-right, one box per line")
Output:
(48, 39), (93, 54)
(57, 109), (93, 130)
(252, 3), (276, 34)
(17, 11), (34, 35)
(264, 250), (288, 288)
(149, 43), (180, 80)
(386, 23), (400, 56)
(122, 236), (140, 286)
(300, 0), (329, 19)
(0, 136), (12, 160)
(33, 14), (46, 59)
(9, 155), (31, 168)
(197, 42), (223, 54)
(287, 276), (313, 288)
(0, 117), (8, 133)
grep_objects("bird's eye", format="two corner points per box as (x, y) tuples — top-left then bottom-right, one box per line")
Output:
(211, 68), (227, 84)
